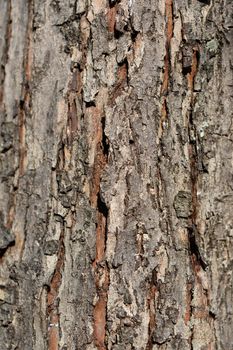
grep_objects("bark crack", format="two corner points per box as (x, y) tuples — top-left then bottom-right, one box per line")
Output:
(91, 113), (110, 350)
(186, 47), (203, 266)
(187, 225), (208, 271)
(110, 57), (129, 103)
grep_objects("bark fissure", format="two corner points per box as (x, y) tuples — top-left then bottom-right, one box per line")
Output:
(146, 270), (158, 350)
(110, 57), (129, 103)
(93, 196), (109, 350)
(187, 47), (202, 266)
(92, 114), (110, 350)
(186, 47), (201, 350)
(188, 225), (208, 271)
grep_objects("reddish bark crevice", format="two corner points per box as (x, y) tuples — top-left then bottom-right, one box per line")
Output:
(107, 6), (117, 33)
(110, 58), (129, 103)
(187, 48), (199, 97)
(90, 107), (107, 207)
(90, 109), (109, 349)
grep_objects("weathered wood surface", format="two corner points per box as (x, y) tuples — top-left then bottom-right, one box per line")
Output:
(0, 1), (232, 349)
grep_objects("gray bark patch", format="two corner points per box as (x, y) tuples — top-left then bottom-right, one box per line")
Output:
(173, 191), (193, 218)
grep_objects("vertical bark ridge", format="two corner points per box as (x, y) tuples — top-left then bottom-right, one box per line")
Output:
(1, 0), (14, 237)
(0, 0), (12, 106)
(18, 0), (33, 177)
(6, 0), (34, 259)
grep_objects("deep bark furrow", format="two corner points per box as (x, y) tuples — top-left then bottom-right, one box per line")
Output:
(92, 118), (109, 350)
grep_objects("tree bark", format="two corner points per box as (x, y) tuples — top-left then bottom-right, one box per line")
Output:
(0, 1), (232, 349)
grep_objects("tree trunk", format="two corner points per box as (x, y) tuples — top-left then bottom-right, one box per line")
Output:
(0, 1), (232, 349)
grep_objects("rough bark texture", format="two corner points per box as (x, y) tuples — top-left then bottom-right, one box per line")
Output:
(0, 1), (232, 349)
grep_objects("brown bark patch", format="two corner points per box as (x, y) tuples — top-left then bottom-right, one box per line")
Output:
(93, 209), (109, 350)
(94, 212), (107, 264)
(89, 106), (107, 207)
(107, 6), (116, 33)
(117, 61), (128, 85)
(187, 48), (199, 91)
(166, 0), (173, 43)
(110, 60), (128, 102)
(93, 296), (107, 350)
(48, 314), (59, 350)
(90, 142), (106, 208)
